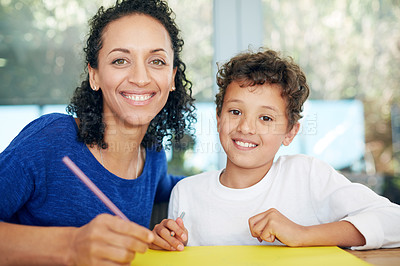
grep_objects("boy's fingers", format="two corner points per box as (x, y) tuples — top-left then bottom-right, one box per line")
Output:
(156, 226), (184, 251)
(151, 232), (177, 251)
(249, 218), (265, 237)
(174, 218), (188, 242)
(176, 217), (184, 226)
(249, 211), (268, 227)
(165, 220), (187, 243)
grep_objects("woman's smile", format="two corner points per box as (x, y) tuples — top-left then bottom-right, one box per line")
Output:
(121, 91), (156, 105)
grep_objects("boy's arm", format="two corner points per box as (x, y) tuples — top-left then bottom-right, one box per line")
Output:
(248, 208), (365, 247)
(308, 157), (400, 249)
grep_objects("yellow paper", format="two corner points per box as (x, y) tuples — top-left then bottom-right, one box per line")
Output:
(133, 245), (370, 265)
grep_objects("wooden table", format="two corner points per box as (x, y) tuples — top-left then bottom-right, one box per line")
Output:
(345, 248), (400, 265)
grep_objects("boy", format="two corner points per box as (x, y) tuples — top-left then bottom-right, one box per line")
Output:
(150, 48), (400, 251)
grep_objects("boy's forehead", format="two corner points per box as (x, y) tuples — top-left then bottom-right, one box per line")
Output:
(227, 80), (283, 96)
(221, 81), (288, 112)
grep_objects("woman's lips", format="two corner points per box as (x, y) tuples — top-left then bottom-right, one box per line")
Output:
(121, 92), (155, 102)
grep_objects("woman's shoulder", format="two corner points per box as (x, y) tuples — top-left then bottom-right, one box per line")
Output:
(4, 113), (76, 151)
(18, 113), (74, 133)
(23, 113), (75, 138)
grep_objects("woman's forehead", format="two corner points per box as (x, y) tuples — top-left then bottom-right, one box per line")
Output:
(101, 14), (173, 53)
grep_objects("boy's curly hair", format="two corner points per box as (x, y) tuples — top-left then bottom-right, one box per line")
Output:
(215, 48), (309, 130)
(67, 0), (196, 150)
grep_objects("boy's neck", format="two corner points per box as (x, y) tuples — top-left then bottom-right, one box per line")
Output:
(220, 160), (274, 189)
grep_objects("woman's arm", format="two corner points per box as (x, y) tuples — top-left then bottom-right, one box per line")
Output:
(0, 214), (154, 265)
(0, 222), (75, 265)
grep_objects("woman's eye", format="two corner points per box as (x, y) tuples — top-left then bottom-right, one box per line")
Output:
(112, 59), (127, 65)
(260, 116), (272, 122)
(151, 59), (166, 66)
(229, 110), (241, 116)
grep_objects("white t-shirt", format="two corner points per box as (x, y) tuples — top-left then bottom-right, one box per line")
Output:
(168, 154), (400, 250)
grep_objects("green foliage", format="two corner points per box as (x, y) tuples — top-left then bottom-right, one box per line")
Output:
(262, 0), (400, 175)
(0, 0), (213, 105)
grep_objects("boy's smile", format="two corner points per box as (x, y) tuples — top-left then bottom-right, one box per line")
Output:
(217, 81), (299, 188)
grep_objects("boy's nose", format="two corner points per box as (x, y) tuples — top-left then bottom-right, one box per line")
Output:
(237, 116), (256, 135)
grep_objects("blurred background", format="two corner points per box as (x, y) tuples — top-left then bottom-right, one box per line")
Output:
(0, 0), (399, 203)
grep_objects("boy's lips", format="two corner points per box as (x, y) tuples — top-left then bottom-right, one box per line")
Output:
(233, 139), (258, 148)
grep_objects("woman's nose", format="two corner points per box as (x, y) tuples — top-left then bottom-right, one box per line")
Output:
(237, 116), (256, 135)
(129, 62), (151, 87)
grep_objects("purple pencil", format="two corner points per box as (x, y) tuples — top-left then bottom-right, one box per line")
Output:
(62, 156), (129, 221)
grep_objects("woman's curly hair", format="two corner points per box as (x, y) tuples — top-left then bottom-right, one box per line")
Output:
(215, 48), (309, 131)
(67, 0), (196, 151)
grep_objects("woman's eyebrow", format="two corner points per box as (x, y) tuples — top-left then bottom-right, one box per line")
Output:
(150, 48), (168, 53)
(108, 47), (130, 55)
(107, 47), (169, 56)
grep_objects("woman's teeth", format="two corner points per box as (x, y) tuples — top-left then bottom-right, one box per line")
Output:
(235, 140), (257, 148)
(123, 94), (152, 101)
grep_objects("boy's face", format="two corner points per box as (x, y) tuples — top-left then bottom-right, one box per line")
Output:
(217, 81), (299, 172)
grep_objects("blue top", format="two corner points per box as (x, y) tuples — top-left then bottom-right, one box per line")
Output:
(0, 113), (181, 228)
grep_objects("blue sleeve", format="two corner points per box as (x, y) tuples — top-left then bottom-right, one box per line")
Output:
(148, 146), (185, 203)
(154, 174), (184, 203)
(0, 118), (46, 222)
(0, 113), (74, 224)
(0, 149), (34, 222)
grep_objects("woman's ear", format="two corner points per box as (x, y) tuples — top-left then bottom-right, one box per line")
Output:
(171, 67), (178, 89)
(282, 122), (300, 146)
(88, 63), (98, 91)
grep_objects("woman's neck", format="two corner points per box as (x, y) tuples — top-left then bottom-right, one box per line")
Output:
(93, 117), (148, 179)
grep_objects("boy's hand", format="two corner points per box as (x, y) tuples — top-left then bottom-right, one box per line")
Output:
(248, 208), (306, 246)
(150, 217), (188, 251)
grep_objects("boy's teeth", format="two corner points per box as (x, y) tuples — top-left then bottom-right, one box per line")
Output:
(235, 140), (256, 148)
(124, 94), (152, 101)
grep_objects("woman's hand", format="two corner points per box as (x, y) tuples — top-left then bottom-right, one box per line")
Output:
(248, 208), (306, 246)
(150, 217), (188, 251)
(69, 214), (154, 265)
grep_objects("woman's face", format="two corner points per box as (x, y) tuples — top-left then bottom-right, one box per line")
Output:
(89, 14), (176, 130)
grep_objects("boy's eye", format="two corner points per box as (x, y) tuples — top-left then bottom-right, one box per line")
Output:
(151, 59), (166, 66)
(112, 59), (127, 65)
(260, 115), (272, 122)
(229, 110), (241, 116)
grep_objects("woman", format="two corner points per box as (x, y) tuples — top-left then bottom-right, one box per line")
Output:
(0, 0), (195, 264)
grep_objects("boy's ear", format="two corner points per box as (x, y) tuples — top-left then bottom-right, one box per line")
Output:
(216, 108), (221, 133)
(282, 122), (300, 146)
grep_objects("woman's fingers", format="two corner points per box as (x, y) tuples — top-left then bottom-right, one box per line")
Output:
(106, 215), (154, 246)
(71, 214), (153, 265)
